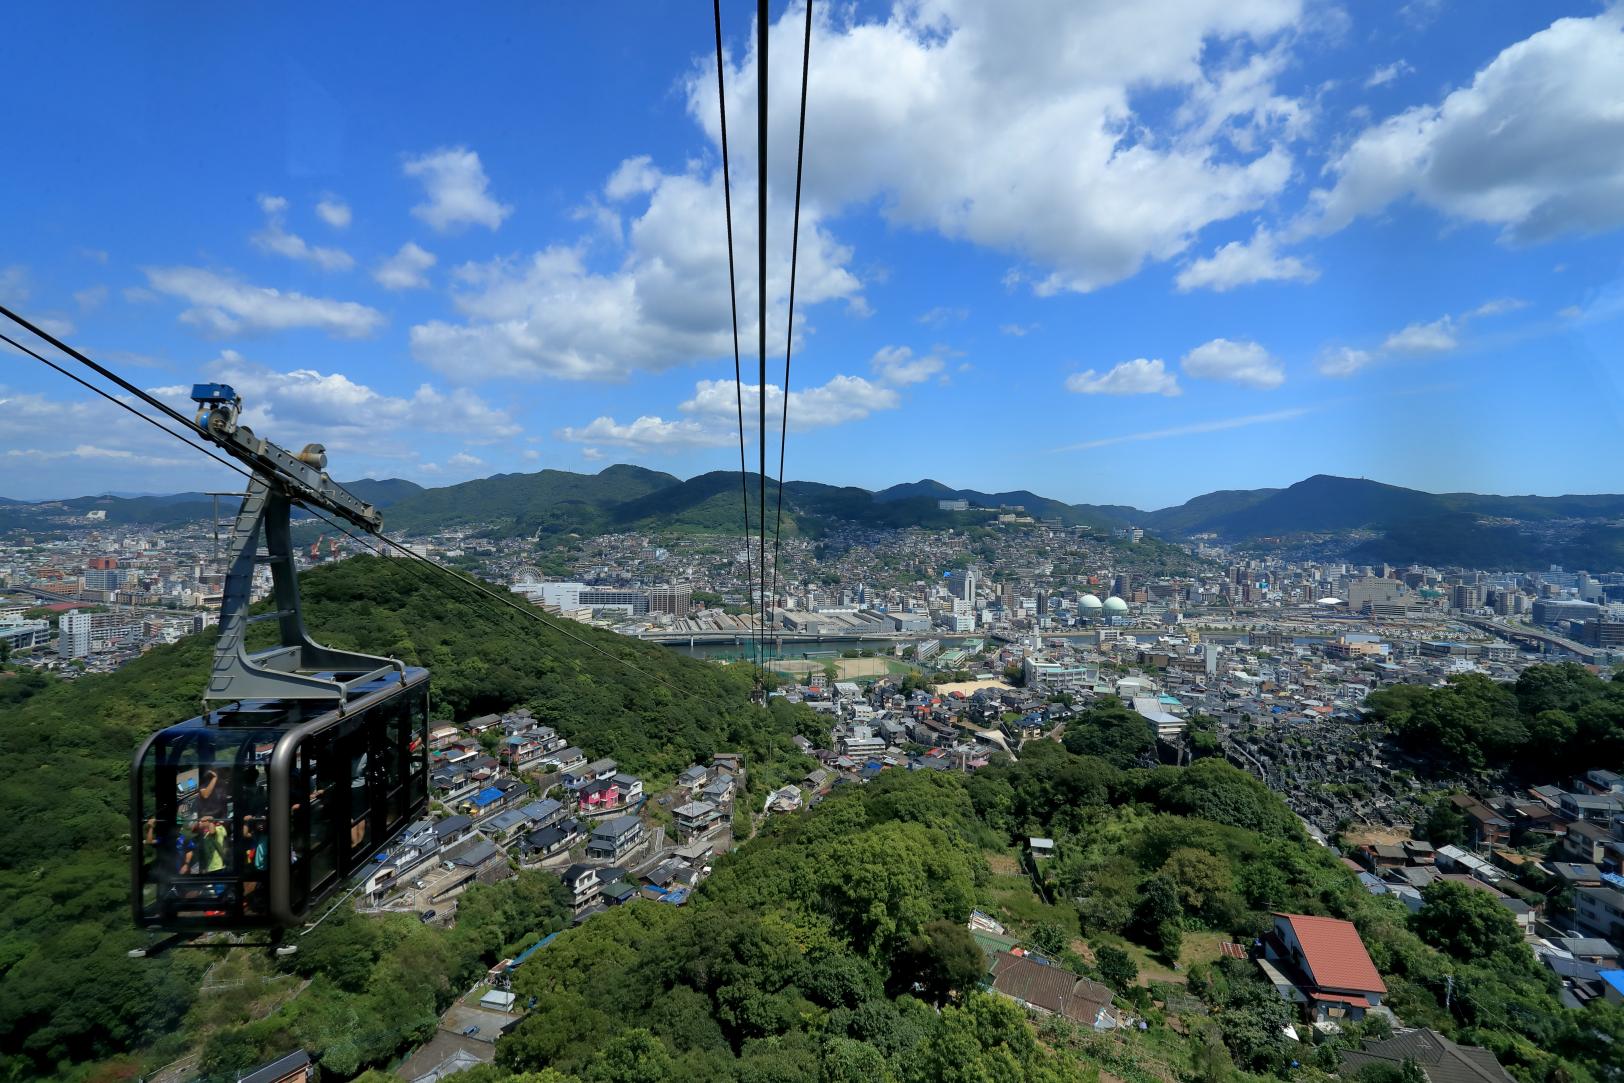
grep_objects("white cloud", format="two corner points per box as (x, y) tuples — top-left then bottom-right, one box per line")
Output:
(1319, 297), (1523, 377)
(1381, 316), (1457, 354)
(252, 194), (355, 271)
(694, 0), (1308, 294)
(73, 285), (108, 311)
(999, 323), (1036, 337)
(605, 156), (661, 201)
(1051, 406), (1312, 451)
(870, 345), (944, 387)
(0, 265), (29, 305)
(404, 147), (512, 232)
(1180, 337), (1284, 388)
(681, 374), (900, 430)
(556, 415), (732, 451)
(1469, 297), (1527, 318)
(580, 447), (604, 461)
(1364, 59), (1413, 88)
(374, 242), (436, 290)
(1, 444), (187, 467)
(1175, 227), (1317, 292)
(315, 196), (352, 229)
(410, 164), (860, 381)
(1315, 346), (1373, 377)
(521, 448), (542, 462)
(1065, 358), (1182, 397)
(1307, 9), (1624, 243)
(447, 451), (483, 468)
(917, 306), (967, 326)
(34, 315), (75, 338)
(143, 266), (384, 338)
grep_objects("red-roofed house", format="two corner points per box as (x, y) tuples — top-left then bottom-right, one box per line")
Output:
(1260, 913), (1387, 1024)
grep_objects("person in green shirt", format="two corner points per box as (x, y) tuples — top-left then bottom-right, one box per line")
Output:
(186, 817), (228, 874)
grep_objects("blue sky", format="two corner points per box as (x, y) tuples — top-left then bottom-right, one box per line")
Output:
(3, 1), (1623, 509)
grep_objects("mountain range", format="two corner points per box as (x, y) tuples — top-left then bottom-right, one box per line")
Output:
(6, 468), (1624, 570)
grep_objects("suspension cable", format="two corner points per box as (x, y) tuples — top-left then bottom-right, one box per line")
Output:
(2, 316), (704, 702)
(770, 0), (811, 635)
(713, 0), (756, 677)
(755, 0), (769, 684)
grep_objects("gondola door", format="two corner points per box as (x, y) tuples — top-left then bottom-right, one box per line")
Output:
(342, 721), (376, 869)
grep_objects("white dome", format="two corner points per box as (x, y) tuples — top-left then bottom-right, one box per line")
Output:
(1079, 594), (1104, 609)
(1103, 596), (1129, 613)
(1317, 597), (1345, 606)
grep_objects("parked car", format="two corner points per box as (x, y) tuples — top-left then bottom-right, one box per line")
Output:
(463, 1025), (480, 1037)
(412, 878), (427, 890)
(420, 909), (437, 923)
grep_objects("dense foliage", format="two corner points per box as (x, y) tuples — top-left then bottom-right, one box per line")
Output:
(1364, 663), (1624, 777)
(0, 555), (812, 1079)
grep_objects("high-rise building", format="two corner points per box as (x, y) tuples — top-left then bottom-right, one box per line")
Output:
(648, 584), (692, 616)
(58, 610), (140, 658)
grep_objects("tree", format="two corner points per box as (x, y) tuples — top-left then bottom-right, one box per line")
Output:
(1061, 699), (1154, 769)
(1093, 944), (1137, 992)
(1131, 874), (1183, 962)
(1215, 970), (1294, 1072)
(1029, 922), (1069, 958)
(1160, 848), (1232, 916)
(892, 920), (986, 1005)
(1411, 881), (1529, 965)
(584, 1029), (675, 1083)
(1421, 798), (1468, 847)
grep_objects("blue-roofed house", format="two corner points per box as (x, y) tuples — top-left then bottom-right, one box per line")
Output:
(1601, 969), (1624, 1005)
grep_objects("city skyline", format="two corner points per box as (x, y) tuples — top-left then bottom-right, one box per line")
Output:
(4, 2), (1624, 507)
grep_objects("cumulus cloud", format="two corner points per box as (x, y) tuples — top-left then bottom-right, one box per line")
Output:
(0, 265), (29, 305)
(1306, 9), (1624, 244)
(1381, 316), (1457, 354)
(410, 164), (860, 381)
(315, 196), (352, 229)
(1364, 59), (1413, 88)
(870, 345), (944, 386)
(1065, 358), (1182, 397)
(73, 285), (108, 312)
(555, 415), (733, 451)
(446, 451), (484, 468)
(580, 447), (605, 461)
(557, 371), (902, 453)
(150, 351), (518, 455)
(1180, 337), (1285, 388)
(0, 384), (219, 494)
(252, 194), (354, 270)
(374, 242), (436, 290)
(917, 306), (967, 326)
(693, 0), (1308, 294)
(1318, 296), (1525, 376)
(143, 266), (384, 338)
(1000, 323), (1036, 337)
(404, 147), (512, 232)
(1175, 228), (1317, 292)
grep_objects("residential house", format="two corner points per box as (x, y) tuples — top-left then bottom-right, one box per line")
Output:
(517, 797), (564, 832)
(802, 767), (831, 793)
(575, 777), (624, 815)
(1574, 885), (1624, 943)
(700, 775), (734, 807)
(544, 746), (588, 774)
(428, 724), (460, 752)
(523, 819), (581, 859)
(362, 819), (441, 903)
(432, 814), (476, 849)
(1560, 820), (1613, 866)
(562, 758), (618, 791)
(1450, 794), (1510, 847)
(986, 951), (1118, 1029)
(767, 786), (803, 813)
(676, 764), (710, 794)
(673, 800), (721, 841)
(1339, 1028), (1514, 1083)
(613, 773), (644, 803)
(1560, 792), (1622, 826)
(1261, 913), (1387, 1023)
(465, 778), (527, 820)
(710, 752), (744, 776)
(482, 808), (533, 843)
(561, 864), (601, 909)
(445, 837), (511, 886)
(586, 814), (645, 861)
(464, 713), (502, 735)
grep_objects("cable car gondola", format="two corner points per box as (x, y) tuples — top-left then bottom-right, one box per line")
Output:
(130, 385), (430, 933)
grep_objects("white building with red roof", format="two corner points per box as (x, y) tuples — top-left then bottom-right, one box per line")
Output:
(1260, 913), (1387, 1024)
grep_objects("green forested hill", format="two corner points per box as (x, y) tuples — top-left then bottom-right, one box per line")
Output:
(0, 555), (812, 1079)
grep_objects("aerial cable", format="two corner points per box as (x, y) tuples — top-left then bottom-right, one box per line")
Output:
(755, 0), (769, 686)
(769, 0), (811, 641)
(2, 313), (705, 703)
(713, 0), (757, 677)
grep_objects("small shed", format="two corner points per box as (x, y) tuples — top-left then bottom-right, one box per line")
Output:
(479, 989), (517, 1012)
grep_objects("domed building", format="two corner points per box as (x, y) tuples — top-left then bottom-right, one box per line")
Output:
(1103, 595), (1129, 614)
(1079, 593), (1104, 612)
